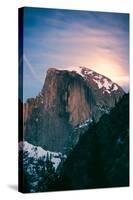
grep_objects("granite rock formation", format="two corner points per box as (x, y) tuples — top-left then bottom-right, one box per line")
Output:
(23, 67), (124, 153)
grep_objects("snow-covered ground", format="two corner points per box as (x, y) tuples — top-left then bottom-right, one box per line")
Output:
(19, 141), (66, 170)
(19, 141), (67, 192)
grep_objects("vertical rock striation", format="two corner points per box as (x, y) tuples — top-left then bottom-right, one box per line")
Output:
(23, 67), (124, 153)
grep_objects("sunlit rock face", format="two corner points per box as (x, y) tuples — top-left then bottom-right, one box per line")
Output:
(23, 66), (124, 153)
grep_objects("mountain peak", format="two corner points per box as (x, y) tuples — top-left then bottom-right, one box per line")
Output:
(47, 66), (122, 95)
(24, 66), (124, 152)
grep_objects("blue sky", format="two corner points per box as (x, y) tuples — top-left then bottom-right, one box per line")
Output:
(22, 7), (129, 101)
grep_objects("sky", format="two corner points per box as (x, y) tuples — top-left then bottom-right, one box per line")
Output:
(22, 7), (129, 101)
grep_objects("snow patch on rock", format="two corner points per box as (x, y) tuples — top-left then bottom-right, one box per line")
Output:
(112, 84), (118, 91)
(52, 66), (119, 94)
(93, 79), (103, 89)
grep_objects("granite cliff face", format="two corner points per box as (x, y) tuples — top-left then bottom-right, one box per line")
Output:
(23, 66), (124, 153)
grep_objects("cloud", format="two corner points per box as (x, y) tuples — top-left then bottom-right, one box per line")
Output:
(23, 8), (129, 100)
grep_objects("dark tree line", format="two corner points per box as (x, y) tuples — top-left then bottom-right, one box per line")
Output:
(19, 150), (58, 193)
(49, 93), (129, 191)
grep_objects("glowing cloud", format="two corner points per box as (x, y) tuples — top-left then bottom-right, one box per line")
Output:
(23, 8), (129, 100)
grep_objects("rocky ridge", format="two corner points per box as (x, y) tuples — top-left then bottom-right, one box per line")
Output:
(23, 66), (124, 153)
